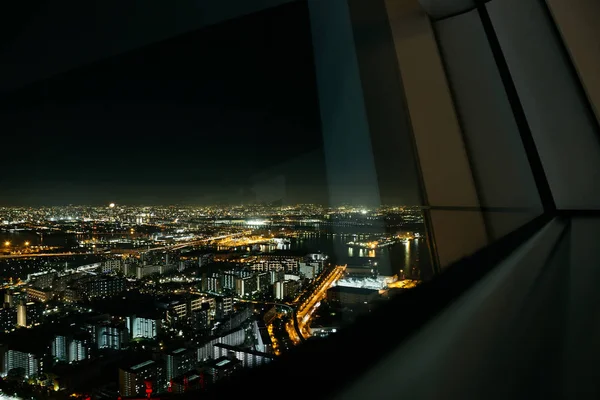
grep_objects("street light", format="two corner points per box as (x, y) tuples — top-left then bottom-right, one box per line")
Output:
(24, 241), (30, 246)
(3, 241), (9, 247)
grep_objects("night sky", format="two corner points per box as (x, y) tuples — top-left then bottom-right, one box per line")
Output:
(0, 2), (326, 206)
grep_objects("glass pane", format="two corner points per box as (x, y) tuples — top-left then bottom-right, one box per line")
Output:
(0, 1), (433, 397)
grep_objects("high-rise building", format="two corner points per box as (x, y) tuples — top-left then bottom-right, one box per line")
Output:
(97, 323), (129, 350)
(85, 276), (126, 299)
(204, 356), (240, 385)
(68, 338), (87, 363)
(256, 272), (270, 292)
(26, 287), (53, 302)
(30, 272), (57, 289)
(221, 273), (236, 291)
(213, 343), (274, 369)
(6, 350), (39, 378)
(16, 301), (26, 328)
(273, 280), (300, 300)
(126, 315), (161, 339)
(0, 308), (15, 333)
(136, 264), (161, 279)
(235, 275), (257, 297)
(165, 348), (196, 381)
(52, 335), (87, 363)
(4, 290), (13, 307)
(268, 270), (284, 284)
(299, 262), (317, 279)
(165, 296), (208, 327)
(119, 359), (165, 397)
(51, 335), (68, 362)
(102, 259), (122, 273)
(214, 296), (233, 319)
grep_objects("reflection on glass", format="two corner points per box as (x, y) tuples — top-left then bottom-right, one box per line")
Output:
(0, 1), (432, 397)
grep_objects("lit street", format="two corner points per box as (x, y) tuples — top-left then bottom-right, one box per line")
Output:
(295, 265), (346, 338)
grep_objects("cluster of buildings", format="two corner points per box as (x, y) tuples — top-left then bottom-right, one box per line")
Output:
(0, 243), (332, 398)
(0, 288), (275, 398)
(0, 291), (43, 332)
(118, 323), (274, 397)
(24, 269), (127, 304)
(202, 253), (326, 300)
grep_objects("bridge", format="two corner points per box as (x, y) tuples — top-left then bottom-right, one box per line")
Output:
(0, 232), (246, 260)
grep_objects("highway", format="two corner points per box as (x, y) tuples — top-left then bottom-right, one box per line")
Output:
(0, 251), (90, 259)
(238, 266), (346, 342)
(295, 265), (346, 338)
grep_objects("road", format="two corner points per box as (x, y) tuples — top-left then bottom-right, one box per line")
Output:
(235, 298), (305, 343)
(295, 265), (346, 338)
(238, 266), (346, 342)
(266, 322), (282, 356)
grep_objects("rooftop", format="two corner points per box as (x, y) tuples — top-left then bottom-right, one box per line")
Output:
(131, 359), (155, 371)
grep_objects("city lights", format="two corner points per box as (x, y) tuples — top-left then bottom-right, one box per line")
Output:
(0, 203), (423, 397)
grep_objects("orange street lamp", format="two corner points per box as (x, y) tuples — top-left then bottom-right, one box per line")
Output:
(24, 241), (30, 246)
(3, 241), (9, 247)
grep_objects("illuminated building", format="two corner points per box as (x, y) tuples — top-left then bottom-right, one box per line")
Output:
(197, 328), (245, 361)
(6, 349), (39, 377)
(136, 264), (161, 279)
(63, 288), (80, 303)
(256, 272), (269, 291)
(273, 280), (300, 300)
(26, 287), (53, 302)
(299, 262), (317, 279)
(165, 348), (196, 381)
(3, 291), (12, 307)
(268, 269), (284, 284)
(16, 301), (27, 327)
(250, 258), (299, 273)
(201, 273), (222, 293)
(254, 320), (273, 354)
(51, 335), (68, 361)
(68, 338), (88, 363)
(204, 356), (240, 384)
(214, 296), (233, 319)
(165, 296), (207, 327)
(85, 276), (126, 299)
(119, 359), (165, 397)
(30, 272), (57, 289)
(190, 309), (210, 331)
(101, 259), (122, 273)
(126, 315), (161, 339)
(221, 273), (236, 290)
(213, 343), (274, 368)
(235, 275), (257, 297)
(51, 334), (88, 363)
(0, 308), (16, 332)
(97, 323), (129, 350)
(212, 307), (252, 334)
